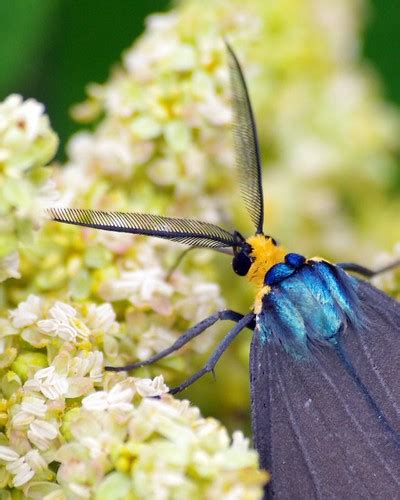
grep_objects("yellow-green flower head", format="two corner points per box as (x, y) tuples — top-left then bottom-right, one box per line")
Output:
(54, 380), (266, 499)
(0, 94), (59, 282)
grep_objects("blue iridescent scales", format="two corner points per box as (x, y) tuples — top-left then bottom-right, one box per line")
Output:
(256, 255), (358, 357)
(250, 257), (400, 498)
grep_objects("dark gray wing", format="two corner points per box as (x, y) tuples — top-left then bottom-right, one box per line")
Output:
(250, 280), (400, 499)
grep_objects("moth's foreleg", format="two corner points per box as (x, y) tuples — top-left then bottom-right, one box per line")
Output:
(169, 312), (255, 395)
(105, 309), (254, 372)
(337, 259), (400, 278)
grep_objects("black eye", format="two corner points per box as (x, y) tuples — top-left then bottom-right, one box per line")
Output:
(232, 251), (252, 276)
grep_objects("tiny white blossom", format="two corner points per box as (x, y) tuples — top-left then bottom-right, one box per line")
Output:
(135, 375), (169, 397)
(10, 294), (42, 328)
(38, 318), (78, 341)
(0, 445), (20, 461)
(100, 268), (173, 305)
(85, 303), (116, 333)
(0, 251), (21, 282)
(24, 366), (69, 400)
(6, 455), (35, 487)
(0, 94), (57, 171)
(24, 449), (48, 472)
(69, 351), (103, 382)
(12, 411), (35, 428)
(38, 301), (90, 342)
(69, 483), (91, 499)
(20, 395), (47, 417)
(28, 418), (59, 450)
(82, 382), (134, 412)
(49, 302), (77, 323)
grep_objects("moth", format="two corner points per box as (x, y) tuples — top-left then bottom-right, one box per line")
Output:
(48, 43), (400, 498)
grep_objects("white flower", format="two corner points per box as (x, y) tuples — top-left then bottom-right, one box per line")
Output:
(134, 375), (169, 398)
(5, 449), (48, 488)
(38, 302), (90, 342)
(0, 94), (58, 171)
(24, 366), (69, 400)
(100, 268), (173, 304)
(28, 418), (59, 450)
(0, 251), (20, 282)
(69, 483), (91, 499)
(6, 454), (35, 487)
(69, 350), (104, 382)
(38, 318), (78, 341)
(82, 382), (135, 412)
(48, 302), (77, 323)
(24, 449), (48, 473)
(85, 303), (116, 333)
(20, 395), (48, 417)
(10, 294), (42, 328)
(231, 430), (250, 450)
(0, 445), (20, 461)
(12, 411), (35, 428)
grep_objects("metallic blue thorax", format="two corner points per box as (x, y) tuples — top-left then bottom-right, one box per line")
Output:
(256, 254), (362, 358)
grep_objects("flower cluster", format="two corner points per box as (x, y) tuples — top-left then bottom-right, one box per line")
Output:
(55, 389), (265, 499)
(0, 95), (58, 284)
(0, 295), (266, 496)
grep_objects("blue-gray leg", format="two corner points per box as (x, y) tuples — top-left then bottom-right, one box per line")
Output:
(338, 259), (400, 278)
(169, 312), (255, 395)
(105, 309), (255, 372)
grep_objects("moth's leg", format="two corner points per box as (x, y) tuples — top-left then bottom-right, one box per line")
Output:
(337, 259), (400, 278)
(169, 312), (255, 395)
(105, 309), (255, 372)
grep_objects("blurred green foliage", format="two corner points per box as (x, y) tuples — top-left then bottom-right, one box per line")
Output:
(364, 0), (400, 106)
(0, 0), (168, 159)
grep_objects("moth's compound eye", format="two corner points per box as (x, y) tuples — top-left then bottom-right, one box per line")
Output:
(232, 250), (252, 276)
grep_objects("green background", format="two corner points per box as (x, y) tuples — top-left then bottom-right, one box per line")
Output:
(0, 0), (168, 159)
(0, 0), (399, 159)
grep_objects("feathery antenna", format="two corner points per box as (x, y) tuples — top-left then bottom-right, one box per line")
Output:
(226, 41), (264, 234)
(47, 208), (236, 249)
